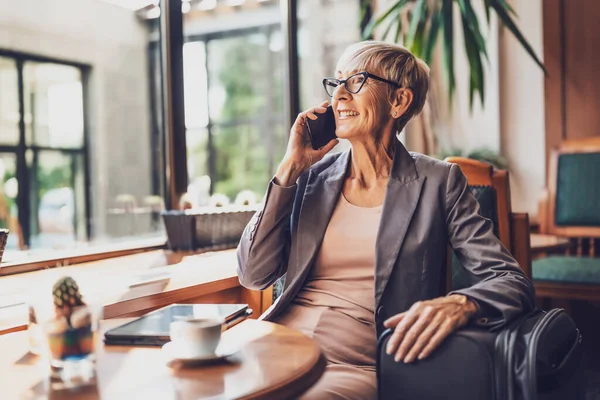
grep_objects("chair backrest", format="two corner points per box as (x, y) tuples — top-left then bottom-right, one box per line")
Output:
(444, 157), (512, 250)
(544, 137), (600, 239)
(443, 157), (531, 292)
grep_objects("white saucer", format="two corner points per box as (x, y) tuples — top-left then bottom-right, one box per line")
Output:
(162, 342), (238, 366)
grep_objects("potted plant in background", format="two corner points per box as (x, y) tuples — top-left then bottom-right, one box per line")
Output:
(361, 0), (546, 158)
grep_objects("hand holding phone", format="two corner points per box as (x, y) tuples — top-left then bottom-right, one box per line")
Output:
(275, 103), (338, 187)
(306, 105), (337, 150)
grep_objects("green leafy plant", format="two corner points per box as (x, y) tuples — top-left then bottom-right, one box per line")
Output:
(435, 147), (508, 169)
(362, 0), (546, 108)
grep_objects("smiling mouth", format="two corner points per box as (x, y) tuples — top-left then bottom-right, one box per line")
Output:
(338, 110), (359, 118)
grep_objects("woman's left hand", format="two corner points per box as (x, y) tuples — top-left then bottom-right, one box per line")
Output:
(383, 294), (479, 363)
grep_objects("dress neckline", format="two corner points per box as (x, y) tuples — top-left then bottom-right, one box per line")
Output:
(340, 193), (384, 213)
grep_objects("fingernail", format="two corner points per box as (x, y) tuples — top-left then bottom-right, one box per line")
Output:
(386, 345), (392, 355)
(394, 355), (401, 362)
(417, 353), (425, 360)
(404, 356), (413, 364)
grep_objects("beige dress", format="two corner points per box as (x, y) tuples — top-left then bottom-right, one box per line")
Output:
(273, 193), (382, 400)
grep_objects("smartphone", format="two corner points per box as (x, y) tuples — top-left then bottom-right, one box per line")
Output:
(306, 105), (337, 150)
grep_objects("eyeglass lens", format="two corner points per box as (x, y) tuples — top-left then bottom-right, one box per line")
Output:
(324, 74), (366, 96)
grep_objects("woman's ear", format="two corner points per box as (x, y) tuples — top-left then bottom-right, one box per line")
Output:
(391, 88), (414, 119)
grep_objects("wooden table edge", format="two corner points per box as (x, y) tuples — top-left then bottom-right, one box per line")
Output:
(242, 351), (327, 400)
(103, 276), (241, 319)
(0, 276), (241, 335)
(530, 234), (570, 253)
(1, 319), (328, 400)
(98, 319), (327, 400)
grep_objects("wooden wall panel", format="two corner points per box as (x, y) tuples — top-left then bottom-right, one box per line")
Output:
(544, 0), (600, 173)
(564, 0), (600, 139)
(542, 0), (565, 170)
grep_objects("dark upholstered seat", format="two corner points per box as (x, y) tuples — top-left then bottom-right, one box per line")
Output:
(533, 256), (600, 284)
(536, 137), (600, 302)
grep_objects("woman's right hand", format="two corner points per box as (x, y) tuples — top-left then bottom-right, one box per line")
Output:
(275, 101), (339, 187)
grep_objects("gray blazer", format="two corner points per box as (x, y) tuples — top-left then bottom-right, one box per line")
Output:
(237, 139), (535, 337)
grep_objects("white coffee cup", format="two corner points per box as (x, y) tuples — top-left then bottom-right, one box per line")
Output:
(169, 318), (223, 358)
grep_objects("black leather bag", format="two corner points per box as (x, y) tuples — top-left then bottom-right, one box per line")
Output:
(377, 308), (584, 400)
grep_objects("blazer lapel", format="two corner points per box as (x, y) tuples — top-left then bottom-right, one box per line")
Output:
(286, 151), (350, 291)
(375, 141), (425, 308)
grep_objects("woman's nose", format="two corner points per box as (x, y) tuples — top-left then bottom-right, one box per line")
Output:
(333, 84), (351, 101)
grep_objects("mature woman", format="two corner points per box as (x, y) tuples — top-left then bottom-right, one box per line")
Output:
(237, 41), (534, 399)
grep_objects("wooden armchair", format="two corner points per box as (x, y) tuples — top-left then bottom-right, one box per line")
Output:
(444, 157), (532, 293)
(535, 137), (600, 303)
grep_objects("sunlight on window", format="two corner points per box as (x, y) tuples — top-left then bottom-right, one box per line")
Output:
(47, 82), (84, 148)
(183, 42), (209, 129)
(183, 8), (286, 207)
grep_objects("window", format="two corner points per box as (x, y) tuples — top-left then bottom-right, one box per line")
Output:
(24, 62), (88, 248)
(0, 56), (89, 250)
(0, 0), (364, 265)
(297, 0), (361, 113)
(182, 0), (287, 206)
(0, 57), (21, 249)
(1, 0), (167, 258)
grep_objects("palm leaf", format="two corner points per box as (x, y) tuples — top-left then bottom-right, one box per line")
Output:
(496, 0), (517, 16)
(423, 8), (442, 64)
(441, 0), (455, 99)
(410, 1), (430, 57)
(360, 0), (373, 39)
(406, 0), (427, 50)
(394, 11), (404, 43)
(483, 0), (516, 24)
(461, 15), (485, 107)
(483, 0), (492, 24)
(382, 16), (398, 41)
(411, 23), (427, 58)
(489, 0), (547, 74)
(362, 0), (410, 40)
(360, 0), (545, 110)
(457, 0), (488, 61)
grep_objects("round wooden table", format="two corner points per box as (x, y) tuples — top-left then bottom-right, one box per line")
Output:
(530, 233), (570, 255)
(0, 319), (326, 399)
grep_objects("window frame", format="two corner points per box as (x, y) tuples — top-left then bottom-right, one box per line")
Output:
(0, 49), (92, 249)
(0, 0), (302, 275)
(183, 23), (285, 196)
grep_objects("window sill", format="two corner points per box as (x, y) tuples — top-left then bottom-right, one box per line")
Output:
(0, 237), (167, 277)
(0, 247), (247, 335)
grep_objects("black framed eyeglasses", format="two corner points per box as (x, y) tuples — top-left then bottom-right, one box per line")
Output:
(322, 71), (400, 97)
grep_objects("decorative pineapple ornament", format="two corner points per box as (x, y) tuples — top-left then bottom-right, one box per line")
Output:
(48, 276), (93, 359)
(52, 276), (85, 320)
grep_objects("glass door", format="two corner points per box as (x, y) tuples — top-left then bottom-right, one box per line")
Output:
(23, 61), (87, 248)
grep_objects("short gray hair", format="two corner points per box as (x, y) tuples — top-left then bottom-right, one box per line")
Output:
(337, 41), (430, 131)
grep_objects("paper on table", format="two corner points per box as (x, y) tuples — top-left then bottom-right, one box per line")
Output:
(129, 267), (172, 288)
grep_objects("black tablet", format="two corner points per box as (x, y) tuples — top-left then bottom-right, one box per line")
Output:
(103, 303), (251, 346)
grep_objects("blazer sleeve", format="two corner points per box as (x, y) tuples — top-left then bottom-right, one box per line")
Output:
(236, 178), (297, 291)
(445, 163), (536, 331)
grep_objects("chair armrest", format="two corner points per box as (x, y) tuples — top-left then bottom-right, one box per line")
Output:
(538, 189), (550, 234)
(510, 212), (532, 279)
